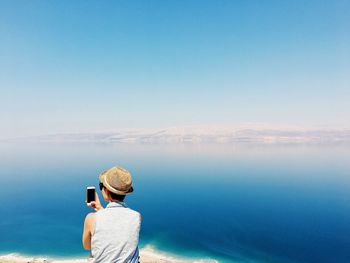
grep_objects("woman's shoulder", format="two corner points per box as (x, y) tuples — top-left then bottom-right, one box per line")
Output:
(84, 212), (95, 230)
(125, 207), (142, 222)
(85, 212), (95, 220)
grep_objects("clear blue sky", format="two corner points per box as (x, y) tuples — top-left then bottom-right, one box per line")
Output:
(1, 0), (349, 138)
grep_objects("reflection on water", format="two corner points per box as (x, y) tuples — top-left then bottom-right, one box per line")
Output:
(0, 142), (349, 263)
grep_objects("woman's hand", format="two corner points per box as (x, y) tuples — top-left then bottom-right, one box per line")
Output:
(90, 192), (104, 212)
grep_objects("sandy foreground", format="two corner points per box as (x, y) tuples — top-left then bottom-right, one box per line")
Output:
(0, 246), (217, 263)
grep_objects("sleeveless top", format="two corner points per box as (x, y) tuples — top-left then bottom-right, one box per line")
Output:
(91, 202), (141, 263)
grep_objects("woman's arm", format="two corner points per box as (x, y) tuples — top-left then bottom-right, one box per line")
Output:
(82, 213), (94, 250)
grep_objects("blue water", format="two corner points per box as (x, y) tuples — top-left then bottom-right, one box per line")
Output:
(0, 142), (349, 263)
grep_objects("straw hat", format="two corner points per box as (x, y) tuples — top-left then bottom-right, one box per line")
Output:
(99, 166), (134, 195)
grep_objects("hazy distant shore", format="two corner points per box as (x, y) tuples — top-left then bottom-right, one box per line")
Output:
(2, 125), (350, 144)
(0, 246), (218, 263)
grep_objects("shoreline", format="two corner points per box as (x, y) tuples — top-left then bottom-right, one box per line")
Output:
(0, 246), (219, 263)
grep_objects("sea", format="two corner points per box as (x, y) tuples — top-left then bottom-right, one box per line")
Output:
(0, 142), (349, 263)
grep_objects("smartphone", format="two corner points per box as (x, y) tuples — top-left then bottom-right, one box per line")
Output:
(86, 186), (96, 206)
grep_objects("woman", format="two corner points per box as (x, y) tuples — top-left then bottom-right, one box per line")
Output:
(82, 166), (141, 263)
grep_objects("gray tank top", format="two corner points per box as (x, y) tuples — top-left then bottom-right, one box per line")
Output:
(91, 202), (141, 263)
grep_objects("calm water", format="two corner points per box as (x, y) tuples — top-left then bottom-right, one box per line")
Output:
(0, 142), (349, 263)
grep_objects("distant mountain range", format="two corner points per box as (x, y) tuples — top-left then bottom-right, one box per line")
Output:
(5, 124), (350, 144)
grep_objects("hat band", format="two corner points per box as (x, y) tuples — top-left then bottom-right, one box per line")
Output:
(103, 178), (132, 195)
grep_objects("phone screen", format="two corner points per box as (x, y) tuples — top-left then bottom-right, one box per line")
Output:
(87, 187), (95, 204)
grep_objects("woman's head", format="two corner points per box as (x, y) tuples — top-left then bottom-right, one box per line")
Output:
(99, 182), (126, 202)
(99, 166), (133, 202)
